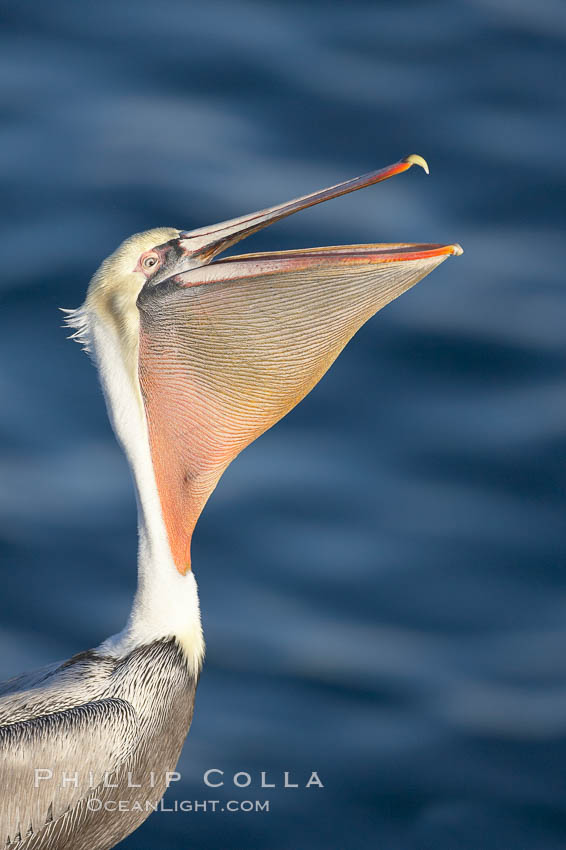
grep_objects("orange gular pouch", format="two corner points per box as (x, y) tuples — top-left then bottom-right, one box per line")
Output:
(137, 245), (455, 574)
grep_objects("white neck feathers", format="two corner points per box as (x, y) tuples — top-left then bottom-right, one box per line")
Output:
(71, 308), (204, 675)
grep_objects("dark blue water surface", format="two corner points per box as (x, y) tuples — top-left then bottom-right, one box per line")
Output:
(1, 1), (566, 848)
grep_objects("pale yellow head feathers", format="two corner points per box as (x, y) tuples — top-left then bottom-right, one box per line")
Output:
(63, 227), (179, 379)
(85, 228), (179, 338)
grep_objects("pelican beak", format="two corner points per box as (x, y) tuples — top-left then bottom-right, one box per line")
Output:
(174, 154), (462, 269)
(138, 155), (462, 574)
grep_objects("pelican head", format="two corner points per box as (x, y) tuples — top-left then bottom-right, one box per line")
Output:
(65, 155), (462, 577)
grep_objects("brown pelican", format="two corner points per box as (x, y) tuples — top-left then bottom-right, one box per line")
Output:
(0, 155), (461, 849)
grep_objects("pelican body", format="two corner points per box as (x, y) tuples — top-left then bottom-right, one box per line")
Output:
(0, 156), (461, 849)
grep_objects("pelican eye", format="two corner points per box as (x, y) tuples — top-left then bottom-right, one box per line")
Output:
(142, 254), (159, 270)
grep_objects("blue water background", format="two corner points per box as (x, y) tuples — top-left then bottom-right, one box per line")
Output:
(1, 1), (566, 847)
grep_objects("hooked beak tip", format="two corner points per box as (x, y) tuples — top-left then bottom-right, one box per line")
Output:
(403, 154), (430, 175)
